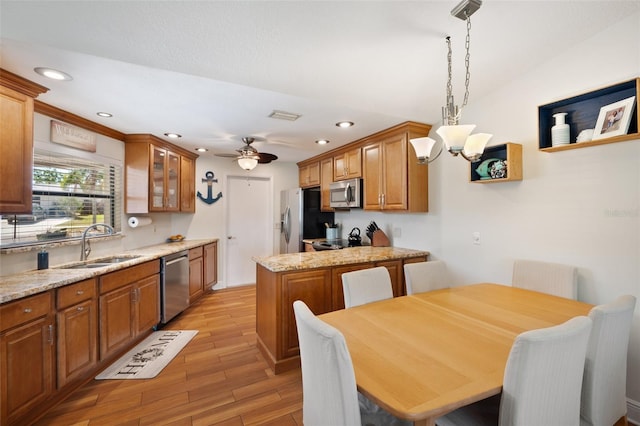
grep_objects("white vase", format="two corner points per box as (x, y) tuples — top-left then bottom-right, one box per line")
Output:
(551, 112), (570, 146)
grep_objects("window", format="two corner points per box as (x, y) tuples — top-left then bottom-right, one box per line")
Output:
(0, 150), (122, 248)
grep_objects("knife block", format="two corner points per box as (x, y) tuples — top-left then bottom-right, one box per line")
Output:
(371, 229), (390, 247)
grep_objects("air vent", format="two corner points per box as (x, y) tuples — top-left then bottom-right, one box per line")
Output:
(268, 110), (302, 121)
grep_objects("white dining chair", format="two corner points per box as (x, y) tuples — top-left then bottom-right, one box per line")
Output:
(512, 259), (578, 299)
(436, 315), (593, 426)
(403, 260), (449, 295)
(581, 295), (636, 426)
(342, 266), (393, 308)
(293, 300), (410, 426)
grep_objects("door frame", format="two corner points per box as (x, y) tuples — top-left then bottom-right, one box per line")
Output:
(224, 173), (274, 288)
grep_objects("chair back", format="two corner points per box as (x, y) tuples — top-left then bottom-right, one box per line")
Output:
(342, 266), (393, 308)
(293, 300), (361, 426)
(403, 261), (449, 295)
(499, 316), (592, 426)
(581, 295), (636, 426)
(512, 259), (578, 299)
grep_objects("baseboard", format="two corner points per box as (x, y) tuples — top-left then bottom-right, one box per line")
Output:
(628, 398), (640, 426)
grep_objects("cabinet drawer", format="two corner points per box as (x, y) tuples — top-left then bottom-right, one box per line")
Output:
(100, 260), (160, 294)
(57, 278), (96, 309)
(0, 291), (52, 332)
(189, 246), (203, 260)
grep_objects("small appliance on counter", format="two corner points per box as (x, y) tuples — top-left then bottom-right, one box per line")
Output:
(348, 227), (362, 247)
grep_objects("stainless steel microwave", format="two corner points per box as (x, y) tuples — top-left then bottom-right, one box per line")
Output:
(329, 178), (362, 208)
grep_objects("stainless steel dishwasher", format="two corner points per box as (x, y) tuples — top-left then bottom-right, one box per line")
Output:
(160, 250), (190, 324)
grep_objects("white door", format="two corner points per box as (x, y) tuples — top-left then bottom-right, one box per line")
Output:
(226, 175), (272, 287)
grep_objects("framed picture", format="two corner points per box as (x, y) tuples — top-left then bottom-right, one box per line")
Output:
(592, 96), (636, 140)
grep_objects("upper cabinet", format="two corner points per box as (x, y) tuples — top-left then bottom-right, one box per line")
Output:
(299, 160), (320, 188)
(538, 78), (639, 152)
(124, 134), (198, 214)
(362, 122), (430, 212)
(320, 158), (334, 212)
(333, 147), (362, 181)
(0, 69), (48, 214)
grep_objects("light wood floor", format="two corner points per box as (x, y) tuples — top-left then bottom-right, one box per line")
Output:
(36, 285), (303, 426)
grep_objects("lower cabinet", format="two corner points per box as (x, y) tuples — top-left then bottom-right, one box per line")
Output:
(56, 278), (97, 388)
(256, 254), (428, 374)
(203, 241), (218, 290)
(0, 292), (55, 425)
(99, 260), (160, 360)
(189, 246), (204, 303)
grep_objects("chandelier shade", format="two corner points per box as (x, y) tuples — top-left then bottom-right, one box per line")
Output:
(409, 137), (439, 164)
(237, 156), (258, 170)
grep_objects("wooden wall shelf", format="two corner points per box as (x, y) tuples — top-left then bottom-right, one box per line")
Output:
(538, 78), (639, 152)
(470, 142), (522, 184)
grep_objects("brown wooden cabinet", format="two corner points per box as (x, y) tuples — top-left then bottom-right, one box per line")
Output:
(333, 147), (362, 181)
(189, 246), (204, 303)
(203, 241), (218, 291)
(124, 134), (198, 214)
(0, 291), (55, 425)
(298, 161), (320, 188)
(180, 156), (196, 212)
(0, 69), (48, 214)
(320, 157), (334, 212)
(256, 252), (428, 373)
(98, 260), (160, 360)
(363, 126), (428, 212)
(56, 278), (97, 388)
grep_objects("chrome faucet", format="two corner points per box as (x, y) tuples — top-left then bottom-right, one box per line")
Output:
(81, 223), (114, 261)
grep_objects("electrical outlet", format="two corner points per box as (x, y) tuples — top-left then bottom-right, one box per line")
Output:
(393, 227), (402, 238)
(472, 231), (481, 245)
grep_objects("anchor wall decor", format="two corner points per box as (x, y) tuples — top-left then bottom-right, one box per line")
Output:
(197, 171), (223, 205)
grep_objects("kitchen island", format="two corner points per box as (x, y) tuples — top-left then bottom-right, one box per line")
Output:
(253, 246), (429, 373)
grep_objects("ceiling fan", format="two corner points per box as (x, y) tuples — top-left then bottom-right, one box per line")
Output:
(215, 137), (278, 170)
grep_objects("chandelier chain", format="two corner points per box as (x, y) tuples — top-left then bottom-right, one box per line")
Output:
(462, 15), (472, 109)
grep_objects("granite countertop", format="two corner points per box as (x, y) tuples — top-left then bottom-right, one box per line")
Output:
(253, 246), (429, 272)
(0, 239), (217, 304)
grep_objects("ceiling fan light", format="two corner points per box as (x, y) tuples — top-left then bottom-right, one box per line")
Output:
(436, 124), (476, 153)
(238, 156), (258, 171)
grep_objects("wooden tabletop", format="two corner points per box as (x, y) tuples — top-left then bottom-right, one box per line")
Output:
(319, 283), (593, 426)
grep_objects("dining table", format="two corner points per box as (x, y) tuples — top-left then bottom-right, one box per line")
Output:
(318, 283), (594, 426)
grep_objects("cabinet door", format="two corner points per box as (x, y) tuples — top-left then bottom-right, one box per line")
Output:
(281, 269), (332, 358)
(376, 259), (403, 297)
(150, 145), (166, 211)
(135, 275), (160, 334)
(381, 134), (408, 210)
(165, 151), (180, 211)
(203, 242), (218, 290)
(0, 86), (33, 214)
(99, 285), (135, 359)
(345, 147), (362, 178)
(362, 142), (383, 210)
(1, 316), (55, 424)
(299, 162), (320, 188)
(320, 158), (334, 212)
(189, 256), (204, 303)
(180, 155), (195, 212)
(331, 264), (371, 310)
(57, 299), (97, 388)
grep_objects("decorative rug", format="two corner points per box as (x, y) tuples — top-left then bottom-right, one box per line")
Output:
(95, 330), (198, 380)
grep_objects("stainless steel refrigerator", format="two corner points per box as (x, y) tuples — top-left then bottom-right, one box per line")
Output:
(280, 188), (334, 253)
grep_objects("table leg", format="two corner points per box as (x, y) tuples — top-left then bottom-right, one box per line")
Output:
(413, 417), (435, 426)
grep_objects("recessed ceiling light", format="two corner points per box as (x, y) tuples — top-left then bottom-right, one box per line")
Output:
(34, 67), (73, 81)
(164, 133), (182, 139)
(195, 147), (208, 152)
(269, 110), (302, 121)
(315, 139), (330, 145)
(336, 121), (354, 128)
(96, 112), (113, 118)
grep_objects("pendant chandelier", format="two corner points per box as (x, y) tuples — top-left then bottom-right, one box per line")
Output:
(410, 0), (492, 164)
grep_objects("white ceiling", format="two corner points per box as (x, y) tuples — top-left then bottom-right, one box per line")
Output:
(1, 1), (637, 163)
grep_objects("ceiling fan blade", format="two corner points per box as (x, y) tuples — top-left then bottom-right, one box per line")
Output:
(257, 152), (278, 164)
(214, 153), (239, 158)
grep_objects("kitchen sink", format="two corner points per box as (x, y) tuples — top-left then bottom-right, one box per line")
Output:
(59, 255), (141, 269)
